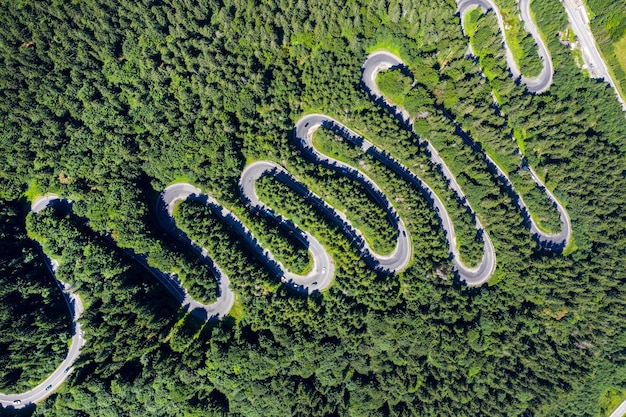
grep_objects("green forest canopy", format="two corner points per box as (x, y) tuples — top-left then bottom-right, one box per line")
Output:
(0, 0), (625, 416)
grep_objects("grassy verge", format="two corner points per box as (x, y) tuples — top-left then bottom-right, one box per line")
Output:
(583, 0), (626, 105)
(23, 180), (46, 203)
(493, 0), (544, 77)
(365, 40), (404, 60)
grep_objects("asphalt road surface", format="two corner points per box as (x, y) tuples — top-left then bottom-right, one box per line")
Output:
(164, 153), (416, 292)
(362, 53), (496, 285)
(157, 183), (236, 317)
(561, 0), (626, 110)
(456, 0), (553, 93)
(239, 162), (335, 292)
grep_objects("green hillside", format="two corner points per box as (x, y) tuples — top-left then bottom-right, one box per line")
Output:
(0, 0), (625, 415)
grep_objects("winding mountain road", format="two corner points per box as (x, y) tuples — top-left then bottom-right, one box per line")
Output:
(4, 155), (414, 407)
(1, 194), (236, 409)
(295, 114), (495, 284)
(453, 0), (572, 245)
(3, 0), (577, 408)
(162, 153), (412, 296)
(241, 160), (410, 275)
(0, 196), (85, 410)
(457, 0), (553, 93)
(159, 179), (334, 294)
(293, 122), (411, 272)
(156, 184), (236, 317)
(238, 163), (336, 291)
(362, 51), (571, 252)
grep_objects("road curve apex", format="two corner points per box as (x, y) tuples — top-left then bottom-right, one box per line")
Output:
(31, 194), (61, 213)
(295, 112), (495, 285)
(456, 0), (553, 93)
(239, 160), (336, 292)
(293, 115), (412, 273)
(157, 183), (236, 319)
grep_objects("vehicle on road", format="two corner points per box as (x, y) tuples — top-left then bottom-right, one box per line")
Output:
(45, 385), (52, 391)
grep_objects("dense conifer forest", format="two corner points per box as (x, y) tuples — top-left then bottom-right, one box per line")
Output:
(1, 0), (625, 415)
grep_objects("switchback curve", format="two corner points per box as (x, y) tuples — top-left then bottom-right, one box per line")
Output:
(0, 196), (85, 410)
(158, 180), (335, 294)
(456, 0), (554, 93)
(361, 51), (571, 251)
(240, 160), (410, 275)
(292, 127), (412, 272)
(296, 114), (496, 285)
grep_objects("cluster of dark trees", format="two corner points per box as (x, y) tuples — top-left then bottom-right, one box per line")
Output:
(459, 2), (626, 413)
(176, 198), (312, 277)
(0, 203), (70, 394)
(0, 0), (625, 415)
